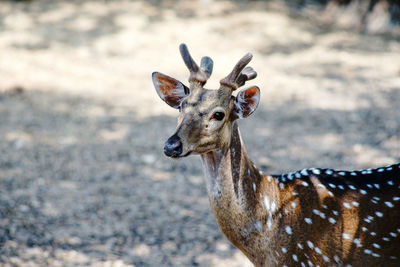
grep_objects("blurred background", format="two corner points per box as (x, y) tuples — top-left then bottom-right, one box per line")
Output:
(0, 0), (399, 266)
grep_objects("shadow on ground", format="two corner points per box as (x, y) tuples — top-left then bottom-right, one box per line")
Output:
(0, 88), (225, 266)
(0, 84), (398, 266)
(0, 0), (399, 266)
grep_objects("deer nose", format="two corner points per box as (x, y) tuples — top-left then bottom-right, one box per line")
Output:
(164, 134), (183, 157)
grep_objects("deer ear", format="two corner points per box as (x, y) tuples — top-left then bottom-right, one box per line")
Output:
(152, 72), (189, 109)
(234, 86), (260, 119)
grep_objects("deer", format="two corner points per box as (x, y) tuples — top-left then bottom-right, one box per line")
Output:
(151, 44), (400, 267)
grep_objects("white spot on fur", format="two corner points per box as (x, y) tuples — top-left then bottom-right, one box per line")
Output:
(353, 238), (362, 247)
(385, 201), (394, 208)
(301, 181), (309, 187)
(343, 233), (351, 240)
(285, 225), (293, 235)
(267, 216), (272, 230)
(264, 196), (270, 211)
(312, 169), (321, 175)
(364, 249), (372, 255)
(271, 201), (277, 212)
(325, 169), (333, 175)
(328, 217), (336, 224)
(343, 202), (351, 209)
(323, 255), (330, 262)
(373, 243), (381, 249)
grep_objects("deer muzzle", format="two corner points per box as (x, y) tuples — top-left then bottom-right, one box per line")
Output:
(164, 134), (183, 158)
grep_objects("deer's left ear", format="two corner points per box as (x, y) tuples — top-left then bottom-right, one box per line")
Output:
(152, 72), (189, 109)
(233, 86), (260, 119)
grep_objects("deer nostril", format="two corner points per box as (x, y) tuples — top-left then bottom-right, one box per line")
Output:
(173, 143), (182, 152)
(164, 134), (183, 157)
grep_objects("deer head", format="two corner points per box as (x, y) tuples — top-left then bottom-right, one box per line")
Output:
(152, 44), (260, 158)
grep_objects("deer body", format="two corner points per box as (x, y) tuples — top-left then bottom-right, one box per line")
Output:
(202, 121), (400, 266)
(152, 44), (400, 266)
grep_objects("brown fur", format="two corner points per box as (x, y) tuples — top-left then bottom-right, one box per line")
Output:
(153, 44), (400, 267)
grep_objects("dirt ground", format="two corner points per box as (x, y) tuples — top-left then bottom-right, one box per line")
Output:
(0, 0), (399, 266)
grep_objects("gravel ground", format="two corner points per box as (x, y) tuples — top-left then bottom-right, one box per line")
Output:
(0, 1), (399, 266)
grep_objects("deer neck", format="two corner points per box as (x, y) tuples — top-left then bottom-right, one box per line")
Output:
(201, 122), (256, 201)
(200, 122), (278, 256)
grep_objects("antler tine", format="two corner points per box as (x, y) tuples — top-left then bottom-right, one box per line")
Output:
(235, 66), (257, 87)
(220, 53), (253, 91)
(200, 56), (213, 80)
(180, 44), (199, 73)
(179, 43), (213, 85)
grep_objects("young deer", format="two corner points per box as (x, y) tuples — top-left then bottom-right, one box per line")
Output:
(152, 44), (400, 267)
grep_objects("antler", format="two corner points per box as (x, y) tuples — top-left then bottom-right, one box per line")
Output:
(220, 53), (257, 92)
(179, 44), (213, 87)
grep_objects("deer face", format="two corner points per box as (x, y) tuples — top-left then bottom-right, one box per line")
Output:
(152, 44), (260, 158)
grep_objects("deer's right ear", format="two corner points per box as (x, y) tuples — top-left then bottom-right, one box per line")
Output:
(152, 72), (189, 109)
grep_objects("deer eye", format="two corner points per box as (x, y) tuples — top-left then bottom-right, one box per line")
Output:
(211, 111), (225, 121)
